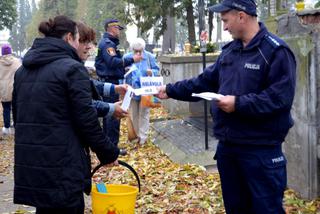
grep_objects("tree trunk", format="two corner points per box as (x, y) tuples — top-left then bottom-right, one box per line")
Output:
(216, 14), (222, 43)
(186, 0), (196, 45)
(208, 10), (213, 42)
(198, 0), (205, 36)
(162, 13), (176, 53)
(208, 0), (217, 42)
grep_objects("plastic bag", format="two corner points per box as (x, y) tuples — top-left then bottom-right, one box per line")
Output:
(140, 95), (161, 108)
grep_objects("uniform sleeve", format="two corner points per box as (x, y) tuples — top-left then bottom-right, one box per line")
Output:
(92, 100), (115, 117)
(166, 61), (220, 101)
(102, 42), (134, 69)
(91, 79), (115, 97)
(103, 83), (115, 96)
(235, 47), (296, 117)
(67, 64), (119, 164)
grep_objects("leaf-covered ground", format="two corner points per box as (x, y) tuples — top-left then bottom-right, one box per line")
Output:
(0, 107), (319, 213)
(90, 108), (223, 213)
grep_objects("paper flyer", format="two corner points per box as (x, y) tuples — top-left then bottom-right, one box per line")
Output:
(133, 86), (159, 96)
(191, 92), (224, 101)
(121, 86), (134, 111)
(121, 86), (160, 111)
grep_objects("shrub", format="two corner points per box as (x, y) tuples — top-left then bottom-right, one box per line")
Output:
(191, 42), (216, 53)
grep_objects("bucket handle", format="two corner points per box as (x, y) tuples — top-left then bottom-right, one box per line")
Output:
(91, 160), (141, 192)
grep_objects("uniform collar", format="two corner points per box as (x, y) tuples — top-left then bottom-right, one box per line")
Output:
(104, 32), (119, 45)
(232, 22), (268, 50)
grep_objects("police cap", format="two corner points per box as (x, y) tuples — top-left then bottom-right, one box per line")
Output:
(208, 0), (257, 16)
(104, 18), (124, 30)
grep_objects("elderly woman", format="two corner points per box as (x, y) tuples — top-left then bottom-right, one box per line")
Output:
(124, 38), (160, 145)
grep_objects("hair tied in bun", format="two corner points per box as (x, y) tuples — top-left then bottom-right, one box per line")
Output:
(48, 18), (55, 28)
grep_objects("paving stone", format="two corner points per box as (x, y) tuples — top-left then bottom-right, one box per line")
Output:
(0, 173), (92, 214)
(0, 175), (36, 213)
(151, 118), (218, 167)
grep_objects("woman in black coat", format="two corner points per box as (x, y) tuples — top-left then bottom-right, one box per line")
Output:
(12, 15), (119, 214)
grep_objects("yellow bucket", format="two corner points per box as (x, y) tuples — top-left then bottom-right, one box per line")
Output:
(91, 184), (138, 214)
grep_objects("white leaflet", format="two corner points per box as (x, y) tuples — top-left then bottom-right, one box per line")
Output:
(121, 86), (134, 111)
(191, 92), (224, 101)
(133, 86), (159, 96)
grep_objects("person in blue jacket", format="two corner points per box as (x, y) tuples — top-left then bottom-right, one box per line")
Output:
(157, 0), (296, 213)
(123, 38), (160, 145)
(76, 21), (128, 120)
(95, 18), (142, 148)
(91, 79), (126, 118)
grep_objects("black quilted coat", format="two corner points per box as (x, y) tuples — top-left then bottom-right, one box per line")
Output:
(12, 37), (119, 208)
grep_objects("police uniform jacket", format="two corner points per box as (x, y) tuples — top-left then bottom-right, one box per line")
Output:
(13, 37), (119, 207)
(166, 23), (296, 145)
(95, 32), (134, 83)
(91, 79), (116, 117)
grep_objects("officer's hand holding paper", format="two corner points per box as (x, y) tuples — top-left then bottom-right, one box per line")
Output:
(121, 86), (160, 111)
(134, 86), (159, 96)
(192, 92), (225, 101)
(121, 73), (163, 110)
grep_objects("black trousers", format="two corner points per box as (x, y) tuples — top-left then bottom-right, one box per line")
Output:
(36, 197), (84, 214)
(215, 142), (286, 214)
(99, 77), (121, 146)
(103, 93), (120, 146)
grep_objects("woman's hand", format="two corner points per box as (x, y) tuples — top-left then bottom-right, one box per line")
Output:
(147, 69), (152, 76)
(105, 160), (119, 167)
(113, 101), (129, 119)
(115, 84), (128, 96)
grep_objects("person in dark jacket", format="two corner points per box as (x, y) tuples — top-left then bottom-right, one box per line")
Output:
(157, 1), (296, 213)
(12, 15), (119, 214)
(95, 18), (142, 148)
(76, 21), (128, 120)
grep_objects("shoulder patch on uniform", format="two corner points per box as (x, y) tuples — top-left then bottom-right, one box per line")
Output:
(107, 47), (116, 56)
(265, 35), (280, 48)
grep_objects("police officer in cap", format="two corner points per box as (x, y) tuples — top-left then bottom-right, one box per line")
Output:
(95, 18), (142, 150)
(157, 0), (296, 213)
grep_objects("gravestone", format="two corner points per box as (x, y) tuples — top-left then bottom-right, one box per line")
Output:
(277, 11), (320, 199)
(158, 54), (218, 116)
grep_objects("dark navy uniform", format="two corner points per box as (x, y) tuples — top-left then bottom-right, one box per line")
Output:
(95, 32), (134, 145)
(95, 32), (134, 82)
(166, 23), (296, 214)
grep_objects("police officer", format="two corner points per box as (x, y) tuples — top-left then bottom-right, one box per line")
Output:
(95, 18), (142, 148)
(157, 0), (296, 213)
